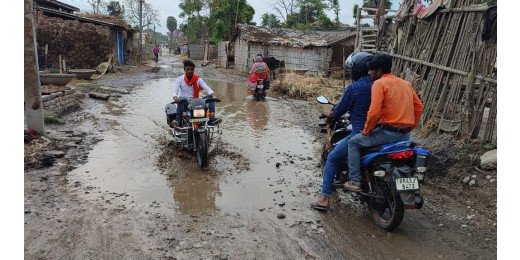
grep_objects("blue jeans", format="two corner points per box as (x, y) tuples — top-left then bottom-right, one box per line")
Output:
(175, 95), (216, 125)
(321, 133), (354, 197)
(347, 127), (411, 185)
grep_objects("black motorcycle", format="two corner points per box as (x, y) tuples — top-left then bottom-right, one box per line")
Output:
(317, 96), (352, 188)
(316, 95), (429, 231)
(253, 79), (269, 101)
(165, 97), (221, 168)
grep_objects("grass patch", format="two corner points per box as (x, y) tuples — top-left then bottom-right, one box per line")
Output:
(272, 72), (346, 102)
(44, 116), (64, 124)
(76, 83), (103, 89)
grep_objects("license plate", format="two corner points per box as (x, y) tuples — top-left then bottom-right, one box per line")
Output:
(257, 84), (263, 89)
(396, 177), (419, 191)
(190, 118), (208, 122)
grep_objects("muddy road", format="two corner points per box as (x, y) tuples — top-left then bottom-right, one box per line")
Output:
(24, 53), (496, 259)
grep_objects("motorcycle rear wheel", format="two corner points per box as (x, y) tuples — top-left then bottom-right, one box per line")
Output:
(195, 132), (208, 168)
(368, 179), (405, 231)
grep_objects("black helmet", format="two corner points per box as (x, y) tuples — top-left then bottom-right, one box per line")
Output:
(345, 52), (372, 81)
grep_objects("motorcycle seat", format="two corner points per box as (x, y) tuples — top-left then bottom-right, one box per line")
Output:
(360, 145), (383, 156)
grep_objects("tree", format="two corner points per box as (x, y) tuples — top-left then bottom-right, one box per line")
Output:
(329, 0), (340, 24)
(353, 4), (359, 25)
(361, 0), (392, 15)
(297, 0), (328, 25)
(86, 0), (105, 14)
(273, 0), (297, 23)
(261, 13), (282, 28)
(106, 1), (124, 17)
(208, 0), (255, 43)
(167, 16), (177, 33)
(123, 0), (160, 29)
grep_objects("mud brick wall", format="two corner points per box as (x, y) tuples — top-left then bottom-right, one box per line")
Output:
(36, 12), (113, 70)
(41, 90), (79, 117)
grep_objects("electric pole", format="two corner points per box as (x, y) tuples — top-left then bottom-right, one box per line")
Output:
(139, 0), (143, 64)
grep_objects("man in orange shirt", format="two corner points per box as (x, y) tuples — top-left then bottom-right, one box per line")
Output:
(344, 53), (424, 192)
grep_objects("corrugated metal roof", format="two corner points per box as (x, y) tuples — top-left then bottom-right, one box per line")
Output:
(234, 24), (356, 48)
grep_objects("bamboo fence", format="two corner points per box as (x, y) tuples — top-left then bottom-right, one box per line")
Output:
(355, 0), (497, 142)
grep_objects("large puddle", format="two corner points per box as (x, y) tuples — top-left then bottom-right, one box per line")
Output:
(69, 69), (321, 216)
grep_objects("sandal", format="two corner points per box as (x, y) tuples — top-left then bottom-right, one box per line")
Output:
(310, 202), (329, 212)
(343, 181), (361, 192)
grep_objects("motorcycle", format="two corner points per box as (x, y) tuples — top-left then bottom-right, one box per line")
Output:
(253, 79), (269, 101)
(316, 95), (430, 231)
(165, 97), (221, 168)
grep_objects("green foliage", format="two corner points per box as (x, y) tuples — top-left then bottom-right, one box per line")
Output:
(362, 0), (392, 15)
(483, 140), (497, 150)
(480, 0), (496, 6)
(316, 14), (335, 29)
(44, 116), (63, 124)
(178, 0), (205, 18)
(178, 0), (254, 43)
(329, 0), (340, 23)
(353, 4), (359, 21)
(261, 13), (282, 28)
(167, 16), (178, 33)
(280, 0), (337, 29)
(297, 0), (328, 25)
(210, 19), (227, 44)
(106, 1), (124, 17)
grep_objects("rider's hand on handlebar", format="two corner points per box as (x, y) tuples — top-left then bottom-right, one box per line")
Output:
(173, 96), (179, 103)
(321, 111), (334, 118)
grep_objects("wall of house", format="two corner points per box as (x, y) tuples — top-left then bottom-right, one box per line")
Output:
(217, 41), (229, 68)
(237, 41), (333, 76)
(189, 43), (205, 60)
(35, 11), (127, 70)
(234, 38), (249, 73)
(330, 37), (356, 69)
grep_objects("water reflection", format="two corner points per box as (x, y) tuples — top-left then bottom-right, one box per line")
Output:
(245, 100), (269, 137)
(170, 174), (221, 215)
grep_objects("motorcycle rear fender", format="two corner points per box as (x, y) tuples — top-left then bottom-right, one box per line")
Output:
(398, 191), (417, 209)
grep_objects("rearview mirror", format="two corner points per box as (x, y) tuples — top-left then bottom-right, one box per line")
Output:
(316, 96), (329, 104)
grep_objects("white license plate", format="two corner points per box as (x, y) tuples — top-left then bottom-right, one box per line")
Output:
(396, 177), (419, 191)
(257, 84), (263, 89)
(190, 118), (208, 122)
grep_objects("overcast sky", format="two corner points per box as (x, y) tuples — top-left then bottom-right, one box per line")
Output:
(60, 0), (369, 34)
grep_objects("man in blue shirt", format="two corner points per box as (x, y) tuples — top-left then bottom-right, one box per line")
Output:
(311, 52), (373, 212)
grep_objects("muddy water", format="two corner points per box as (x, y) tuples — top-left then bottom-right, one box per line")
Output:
(68, 68), (319, 217)
(63, 57), (481, 259)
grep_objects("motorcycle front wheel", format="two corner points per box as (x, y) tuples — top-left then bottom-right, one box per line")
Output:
(195, 131), (208, 168)
(368, 178), (404, 231)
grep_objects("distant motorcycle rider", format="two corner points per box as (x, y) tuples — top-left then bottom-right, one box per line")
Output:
(171, 59), (221, 127)
(311, 52), (374, 211)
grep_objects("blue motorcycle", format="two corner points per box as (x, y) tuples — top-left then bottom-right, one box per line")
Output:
(317, 96), (429, 231)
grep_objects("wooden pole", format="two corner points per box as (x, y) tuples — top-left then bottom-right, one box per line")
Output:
(388, 52), (497, 84)
(59, 54), (62, 73)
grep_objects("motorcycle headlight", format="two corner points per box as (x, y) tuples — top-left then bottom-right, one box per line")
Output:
(193, 109), (205, 118)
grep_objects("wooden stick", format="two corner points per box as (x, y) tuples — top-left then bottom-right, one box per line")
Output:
(59, 55), (62, 74)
